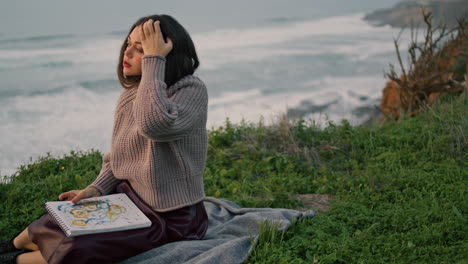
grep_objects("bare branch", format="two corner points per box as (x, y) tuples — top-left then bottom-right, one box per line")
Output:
(380, 7), (467, 122)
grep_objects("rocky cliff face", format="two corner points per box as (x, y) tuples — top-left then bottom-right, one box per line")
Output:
(364, 0), (468, 28)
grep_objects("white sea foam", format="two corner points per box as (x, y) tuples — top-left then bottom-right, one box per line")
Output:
(194, 13), (389, 50)
(0, 37), (121, 71)
(206, 75), (386, 129)
(0, 87), (118, 176)
(193, 13), (406, 69)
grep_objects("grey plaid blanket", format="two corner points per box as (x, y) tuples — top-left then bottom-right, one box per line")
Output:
(120, 197), (314, 264)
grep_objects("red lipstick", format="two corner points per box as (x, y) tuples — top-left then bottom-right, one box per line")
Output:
(123, 60), (131, 67)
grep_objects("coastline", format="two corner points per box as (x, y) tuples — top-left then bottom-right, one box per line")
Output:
(364, 0), (468, 28)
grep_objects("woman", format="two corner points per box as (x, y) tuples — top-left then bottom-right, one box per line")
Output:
(0, 14), (209, 264)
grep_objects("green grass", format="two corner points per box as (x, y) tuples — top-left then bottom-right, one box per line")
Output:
(246, 94), (467, 264)
(1, 94), (466, 263)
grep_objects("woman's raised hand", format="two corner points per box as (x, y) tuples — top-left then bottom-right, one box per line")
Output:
(58, 186), (101, 204)
(139, 19), (173, 57)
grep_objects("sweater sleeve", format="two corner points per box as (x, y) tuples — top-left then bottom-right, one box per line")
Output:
(132, 54), (208, 142)
(88, 152), (121, 195)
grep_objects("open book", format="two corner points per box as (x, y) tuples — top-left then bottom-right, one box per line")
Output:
(45, 193), (152, 237)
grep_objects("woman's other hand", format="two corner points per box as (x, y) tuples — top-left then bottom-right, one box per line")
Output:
(58, 187), (101, 204)
(140, 19), (173, 57)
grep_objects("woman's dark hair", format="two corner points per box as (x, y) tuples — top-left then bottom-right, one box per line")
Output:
(117, 14), (200, 89)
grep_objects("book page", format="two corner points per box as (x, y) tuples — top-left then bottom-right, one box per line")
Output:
(46, 193), (151, 236)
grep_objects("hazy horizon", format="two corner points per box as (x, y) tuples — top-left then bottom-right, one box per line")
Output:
(2, 0), (401, 37)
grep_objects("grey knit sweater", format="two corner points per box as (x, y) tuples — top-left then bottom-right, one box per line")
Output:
(88, 54), (208, 212)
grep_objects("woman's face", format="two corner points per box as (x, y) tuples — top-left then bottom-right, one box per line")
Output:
(123, 27), (144, 76)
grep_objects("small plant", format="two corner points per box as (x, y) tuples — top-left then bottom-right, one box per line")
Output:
(381, 9), (467, 121)
(247, 220), (288, 263)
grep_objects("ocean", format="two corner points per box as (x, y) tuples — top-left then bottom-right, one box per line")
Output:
(1, 0), (409, 176)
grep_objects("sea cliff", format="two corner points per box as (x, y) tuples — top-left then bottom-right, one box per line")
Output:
(364, 0), (468, 28)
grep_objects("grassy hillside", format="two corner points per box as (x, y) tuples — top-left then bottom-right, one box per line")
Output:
(1, 92), (466, 263)
(246, 94), (467, 263)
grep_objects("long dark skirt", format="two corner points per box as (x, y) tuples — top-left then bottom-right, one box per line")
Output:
(28, 181), (209, 264)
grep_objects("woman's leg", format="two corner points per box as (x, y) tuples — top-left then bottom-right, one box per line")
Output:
(12, 228), (38, 251)
(16, 251), (46, 264)
(0, 229), (44, 264)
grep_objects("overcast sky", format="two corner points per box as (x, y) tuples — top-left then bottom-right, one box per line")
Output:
(0, 0), (401, 37)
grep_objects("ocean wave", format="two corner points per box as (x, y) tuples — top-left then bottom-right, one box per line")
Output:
(0, 86), (117, 177)
(27, 85), (71, 97)
(0, 34), (120, 64)
(0, 79), (117, 99)
(39, 61), (74, 68)
(264, 16), (304, 24)
(207, 75), (385, 128)
(0, 60), (74, 72)
(192, 13), (391, 51)
(193, 13), (402, 70)
(0, 47), (76, 59)
(0, 33), (75, 44)
(79, 79), (119, 92)
(0, 85), (65, 99)
(108, 30), (127, 37)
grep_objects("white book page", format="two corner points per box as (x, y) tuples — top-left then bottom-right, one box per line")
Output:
(46, 193), (151, 236)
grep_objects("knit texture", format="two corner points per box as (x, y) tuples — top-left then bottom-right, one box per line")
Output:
(89, 54), (208, 212)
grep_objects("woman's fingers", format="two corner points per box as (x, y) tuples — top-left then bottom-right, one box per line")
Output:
(154, 21), (173, 54)
(59, 186), (101, 203)
(143, 19), (154, 37)
(71, 187), (100, 204)
(58, 192), (67, 200)
(140, 19), (172, 56)
(147, 19), (155, 30)
(154, 21), (164, 42)
(154, 21), (160, 33)
(166, 37), (173, 50)
(58, 190), (77, 200)
(139, 25), (145, 40)
(71, 189), (89, 204)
